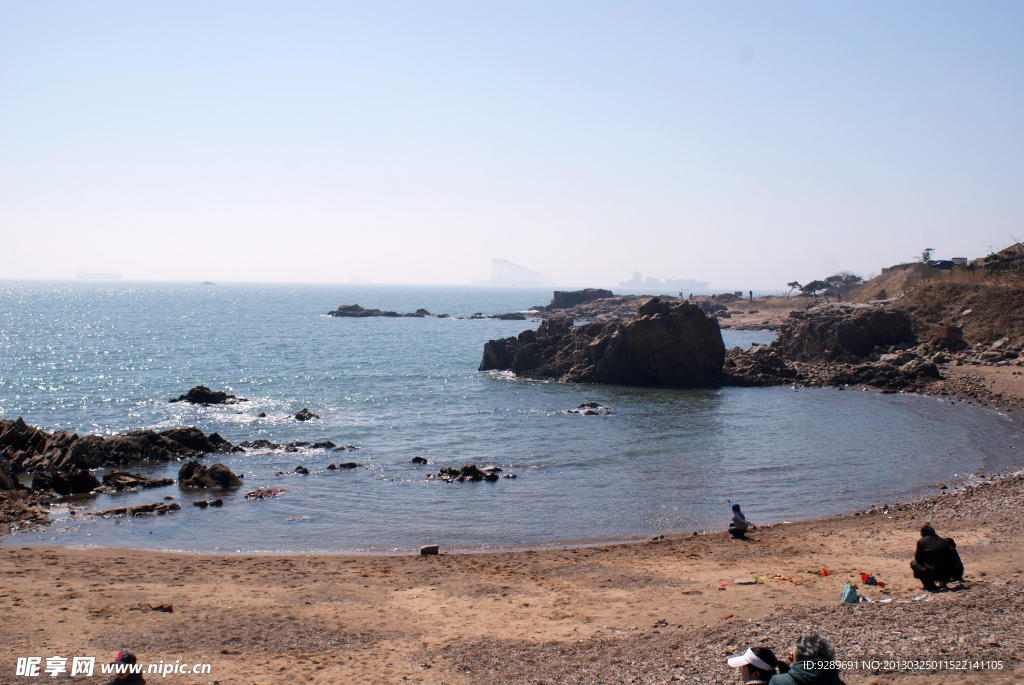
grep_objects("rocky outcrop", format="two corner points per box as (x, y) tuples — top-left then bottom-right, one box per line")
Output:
(479, 298), (725, 387)
(777, 304), (915, 362)
(0, 419), (239, 477)
(723, 304), (945, 392)
(546, 289), (615, 311)
(295, 408), (320, 421)
(178, 461), (243, 489)
(169, 385), (247, 405)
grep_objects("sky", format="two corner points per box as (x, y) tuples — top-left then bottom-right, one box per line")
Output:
(1, 1), (1022, 290)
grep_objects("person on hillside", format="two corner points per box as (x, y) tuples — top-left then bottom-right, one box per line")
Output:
(768, 634), (845, 685)
(727, 646), (786, 684)
(910, 524), (964, 591)
(729, 502), (750, 539)
(106, 651), (145, 685)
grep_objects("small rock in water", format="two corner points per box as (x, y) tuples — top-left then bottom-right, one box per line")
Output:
(294, 465), (310, 475)
(420, 545), (440, 556)
(295, 408), (320, 421)
(257, 411), (267, 417)
(411, 456), (429, 464)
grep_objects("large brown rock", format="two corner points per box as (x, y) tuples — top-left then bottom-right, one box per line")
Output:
(479, 297), (725, 386)
(777, 304), (915, 362)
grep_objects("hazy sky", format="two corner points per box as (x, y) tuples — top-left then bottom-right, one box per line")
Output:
(2, 1), (1022, 289)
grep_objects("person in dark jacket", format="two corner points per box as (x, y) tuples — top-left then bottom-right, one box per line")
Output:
(106, 650), (145, 685)
(768, 634), (845, 685)
(910, 524), (964, 591)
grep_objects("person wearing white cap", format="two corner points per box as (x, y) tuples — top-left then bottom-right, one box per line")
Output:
(727, 646), (782, 685)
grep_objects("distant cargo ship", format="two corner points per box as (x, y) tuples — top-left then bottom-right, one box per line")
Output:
(75, 268), (121, 281)
(619, 271), (708, 290)
(201, 281), (216, 286)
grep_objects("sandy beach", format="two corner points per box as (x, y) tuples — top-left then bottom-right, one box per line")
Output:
(3, 469), (1022, 684)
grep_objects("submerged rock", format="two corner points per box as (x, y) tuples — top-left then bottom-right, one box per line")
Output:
(101, 471), (175, 491)
(480, 297), (725, 386)
(295, 408), (320, 421)
(567, 402), (614, 416)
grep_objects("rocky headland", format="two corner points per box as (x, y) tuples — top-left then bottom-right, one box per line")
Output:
(480, 297), (725, 386)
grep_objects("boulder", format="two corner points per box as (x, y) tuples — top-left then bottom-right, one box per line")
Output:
(32, 466), (102, 496)
(169, 385), (246, 405)
(420, 545), (440, 555)
(178, 461), (242, 489)
(0, 460), (24, 492)
(411, 456), (428, 464)
(295, 408), (320, 421)
(479, 298), (725, 386)
(295, 465), (310, 475)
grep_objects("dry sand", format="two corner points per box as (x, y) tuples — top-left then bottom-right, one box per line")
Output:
(2, 472), (1023, 684)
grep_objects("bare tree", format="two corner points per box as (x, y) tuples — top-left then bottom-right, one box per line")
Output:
(920, 248), (935, 263)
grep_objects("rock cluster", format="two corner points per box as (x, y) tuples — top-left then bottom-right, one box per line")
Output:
(433, 463), (504, 482)
(169, 385), (247, 405)
(244, 487), (287, 500)
(480, 298), (725, 387)
(178, 461), (243, 489)
(0, 418), (240, 497)
(327, 304), (435, 318)
(295, 408), (320, 421)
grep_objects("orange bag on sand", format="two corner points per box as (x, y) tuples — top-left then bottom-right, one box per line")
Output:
(821, 568), (830, 577)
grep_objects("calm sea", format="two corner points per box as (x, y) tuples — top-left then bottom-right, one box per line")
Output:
(1, 281), (1020, 552)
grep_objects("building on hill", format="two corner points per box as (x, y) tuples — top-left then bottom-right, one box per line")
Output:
(972, 242), (1024, 267)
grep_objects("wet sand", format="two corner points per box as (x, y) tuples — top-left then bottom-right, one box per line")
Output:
(2, 472), (1023, 684)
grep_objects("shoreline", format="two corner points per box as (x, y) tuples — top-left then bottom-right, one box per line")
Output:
(3, 470), (1023, 684)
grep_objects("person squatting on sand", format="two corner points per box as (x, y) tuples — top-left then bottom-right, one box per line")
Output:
(767, 634), (845, 685)
(727, 646), (786, 685)
(729, 502), (751, 539)
(910, 523), (965, 592)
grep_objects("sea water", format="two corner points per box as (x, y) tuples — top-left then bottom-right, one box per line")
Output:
(1, 281), (1020, 552)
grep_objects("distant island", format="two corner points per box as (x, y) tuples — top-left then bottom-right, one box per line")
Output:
(619, 271), (708, 290)
(75, 268), (121, 281)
